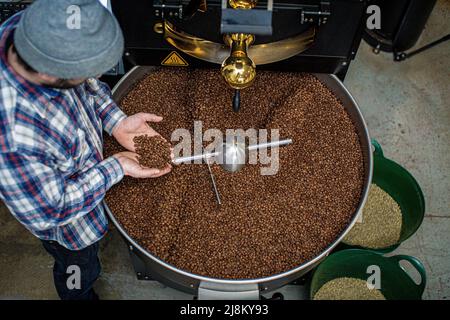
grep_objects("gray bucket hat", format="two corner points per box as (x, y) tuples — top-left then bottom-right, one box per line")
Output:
(14, 0), (124, 79)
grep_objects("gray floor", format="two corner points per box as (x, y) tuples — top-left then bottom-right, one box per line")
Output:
(0, 1), (449, 300)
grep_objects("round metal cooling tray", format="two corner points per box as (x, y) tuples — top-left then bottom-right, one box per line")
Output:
(105, 66), (373, 299)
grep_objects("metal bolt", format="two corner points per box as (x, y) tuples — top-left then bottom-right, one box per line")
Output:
(373, 44), (381, 55)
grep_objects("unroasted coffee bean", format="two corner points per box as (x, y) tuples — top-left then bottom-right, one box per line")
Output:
(343, 184), (402, 249)
(314, 277), (386, 300)
(134, 135), (172, 170)
(104, 68), (365, 279)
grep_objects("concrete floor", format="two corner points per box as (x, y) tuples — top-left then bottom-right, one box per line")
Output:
(0, 1), (449, 300)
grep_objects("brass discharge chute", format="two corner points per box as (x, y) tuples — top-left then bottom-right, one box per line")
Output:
(156, 21), (316, 88)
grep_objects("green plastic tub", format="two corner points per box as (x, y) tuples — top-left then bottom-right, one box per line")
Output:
(340, 139), (426, 253)
(310, 249), (426, 300)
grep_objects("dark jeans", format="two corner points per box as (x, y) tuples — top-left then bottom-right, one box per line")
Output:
(41, 240), (101, 300)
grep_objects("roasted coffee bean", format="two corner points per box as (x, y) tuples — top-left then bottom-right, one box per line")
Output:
(134, 135), (172, 170)
(104, 68), (365, 279)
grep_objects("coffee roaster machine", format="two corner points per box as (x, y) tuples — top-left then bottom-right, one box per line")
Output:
(106, 0), (374, 299)
(108, 1), (368, 96)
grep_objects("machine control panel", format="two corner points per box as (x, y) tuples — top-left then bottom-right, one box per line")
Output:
(153, 1), (331, 28)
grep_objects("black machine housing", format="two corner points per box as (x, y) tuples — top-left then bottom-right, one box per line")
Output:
(111, 0), (369, 80)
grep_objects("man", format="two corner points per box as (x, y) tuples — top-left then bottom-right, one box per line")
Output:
(0, 0), (171, 300)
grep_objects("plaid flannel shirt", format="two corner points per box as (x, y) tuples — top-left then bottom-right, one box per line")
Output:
(0, 13), (126, 250)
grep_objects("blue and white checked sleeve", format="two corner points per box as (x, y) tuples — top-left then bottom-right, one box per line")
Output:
(86, 78), (127, 136)
(0, 149), (124, 231)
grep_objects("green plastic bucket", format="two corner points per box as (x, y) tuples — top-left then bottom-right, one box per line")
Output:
(310, 249), (426, 300)
(340, 139), (426, 253)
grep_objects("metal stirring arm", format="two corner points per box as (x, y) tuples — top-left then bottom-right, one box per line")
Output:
(206, 158), (222, 206)
(172, 139), (293, 165)
(175, 138), (292, 201)
(247, 139), (292, 151)
(173, 151), (219, 165)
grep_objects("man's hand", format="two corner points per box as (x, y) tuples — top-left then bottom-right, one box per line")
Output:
(114, 152), (171, 178)
(112, 113), (164, 152)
